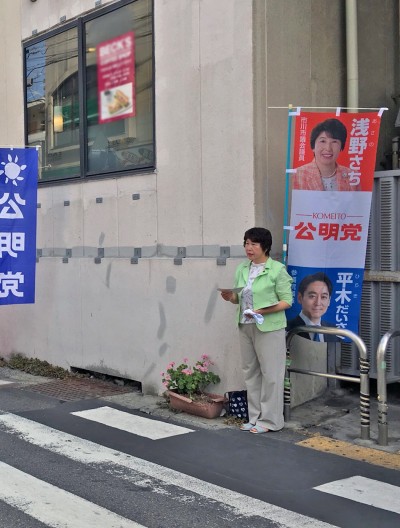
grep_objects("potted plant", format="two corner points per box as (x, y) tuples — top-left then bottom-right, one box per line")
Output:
(161, 355), (225, 419)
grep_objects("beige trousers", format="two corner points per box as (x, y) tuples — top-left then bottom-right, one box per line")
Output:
(238, 324), (285, 430)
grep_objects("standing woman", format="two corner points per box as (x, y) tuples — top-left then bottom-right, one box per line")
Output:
(221, 227), (292, 433)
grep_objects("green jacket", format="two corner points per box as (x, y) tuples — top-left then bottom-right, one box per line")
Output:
(234, 257), (293, 332)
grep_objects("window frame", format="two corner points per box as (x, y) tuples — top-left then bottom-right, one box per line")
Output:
(23, 0), (155, 186)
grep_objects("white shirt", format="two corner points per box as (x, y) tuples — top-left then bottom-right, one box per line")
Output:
(240, 262), (265, 324)
(299, 311), (323, 342)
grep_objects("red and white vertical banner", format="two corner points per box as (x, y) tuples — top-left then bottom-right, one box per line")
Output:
(97, 31), (136, 124)
(286, 111), (383, 335)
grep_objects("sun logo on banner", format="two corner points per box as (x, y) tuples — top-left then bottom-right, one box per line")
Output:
(0, 153), (26, 186)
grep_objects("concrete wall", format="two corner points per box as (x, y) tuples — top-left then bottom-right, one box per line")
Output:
(0, 0), (255, 394)
(155, 0), (255, 248)
(357, 0), (400, 170)
(0, 1), (24, 145)
(261, 0), (346, 249)
(20, 0), (103, 38)
(0, 0), (398, 397)
(0, 256), (244, 394)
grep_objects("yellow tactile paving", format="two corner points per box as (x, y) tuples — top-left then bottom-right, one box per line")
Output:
(297, 435), (400, 471)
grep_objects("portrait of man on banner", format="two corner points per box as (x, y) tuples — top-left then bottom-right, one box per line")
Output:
(286, 271), (340, 343)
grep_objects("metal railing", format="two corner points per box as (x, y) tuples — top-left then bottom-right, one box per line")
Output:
(377, 330), (400, 446)
(285, 326), (370, 440)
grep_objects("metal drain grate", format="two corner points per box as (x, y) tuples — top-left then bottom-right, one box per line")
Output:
(22, 378), (137, 401)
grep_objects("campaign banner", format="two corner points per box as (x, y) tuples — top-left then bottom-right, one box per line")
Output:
(0, 148), (38, 304)
(97, 31), (136, 124)
(286, 111), (381, 338)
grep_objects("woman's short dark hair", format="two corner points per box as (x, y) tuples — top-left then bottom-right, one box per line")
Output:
(243, 227), (272, 255)
(310, 119), (347, 151)
(298, 272), (333, 297)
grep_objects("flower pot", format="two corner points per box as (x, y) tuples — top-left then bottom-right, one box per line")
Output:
(167, 390), (226, 419)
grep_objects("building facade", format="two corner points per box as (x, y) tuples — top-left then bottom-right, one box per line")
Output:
(0, 0), (398, 394)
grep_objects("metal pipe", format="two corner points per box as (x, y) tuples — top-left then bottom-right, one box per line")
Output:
(285, 326), (370, 440)
(346, 0), (359, 110)
(282, 106), (294, 266)
(377, 330), (400, 445)
(288, 368), (361, 383)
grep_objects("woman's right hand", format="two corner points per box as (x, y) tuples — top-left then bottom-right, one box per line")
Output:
(220, 291), (237, 303)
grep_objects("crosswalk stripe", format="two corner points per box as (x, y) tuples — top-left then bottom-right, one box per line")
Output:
(0, 380), (13, 386)
(314, 475), (400, 515)
(0, 412), (336, 528)
(71, 405), (194, 439)
(0, 461), (145, 528)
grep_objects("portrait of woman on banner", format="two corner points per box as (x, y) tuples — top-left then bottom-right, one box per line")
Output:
(292, 118), (361, 191)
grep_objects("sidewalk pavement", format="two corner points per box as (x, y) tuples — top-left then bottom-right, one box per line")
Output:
(105, 382), (400, 455)
(1, 367), (399, 461)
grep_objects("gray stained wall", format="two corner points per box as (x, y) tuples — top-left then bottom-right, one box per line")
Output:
(0, 0), (398, 394)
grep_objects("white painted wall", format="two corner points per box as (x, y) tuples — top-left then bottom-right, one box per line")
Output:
(1, 0), (396, 399)
(0, 257), (244, 394)
(0, 1), (24, 145)
(155, 0), (254, 247)
(21, 0), (109, 39)
(0, 0), (255, 394)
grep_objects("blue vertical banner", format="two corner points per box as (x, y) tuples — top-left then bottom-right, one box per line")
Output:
(0, 148), (38, 304)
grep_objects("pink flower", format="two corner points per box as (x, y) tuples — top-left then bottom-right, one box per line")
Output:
(162, 355), (219, 394)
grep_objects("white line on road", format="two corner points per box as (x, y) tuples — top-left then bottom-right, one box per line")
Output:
(314, 475), (400, 515)
(71, 405), (194, 439)
(0, 412), (336, 528)
(0, 461), (145, 528)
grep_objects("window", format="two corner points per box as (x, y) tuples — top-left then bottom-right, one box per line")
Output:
(24, 0), (154, 183)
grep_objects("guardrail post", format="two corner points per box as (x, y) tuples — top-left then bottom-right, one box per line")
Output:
(359, 355), (370, 440)
(327, 342), (340, 389)
(286, 326), (370, 441)
(377, 330), (400, 446)
(284, 349), (291, 421)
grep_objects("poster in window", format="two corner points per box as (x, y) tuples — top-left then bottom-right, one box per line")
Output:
(97, 31), (136, 124)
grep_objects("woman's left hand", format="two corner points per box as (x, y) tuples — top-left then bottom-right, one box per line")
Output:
(255, 301), (291, 316)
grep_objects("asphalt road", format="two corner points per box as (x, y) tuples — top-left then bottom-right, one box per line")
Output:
(0, 377), (399, 527)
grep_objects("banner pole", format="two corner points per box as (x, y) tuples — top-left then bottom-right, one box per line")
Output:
(269, 106), (387, 111)
(0, 145), (41, 149)
(282, 105), (294, 265)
